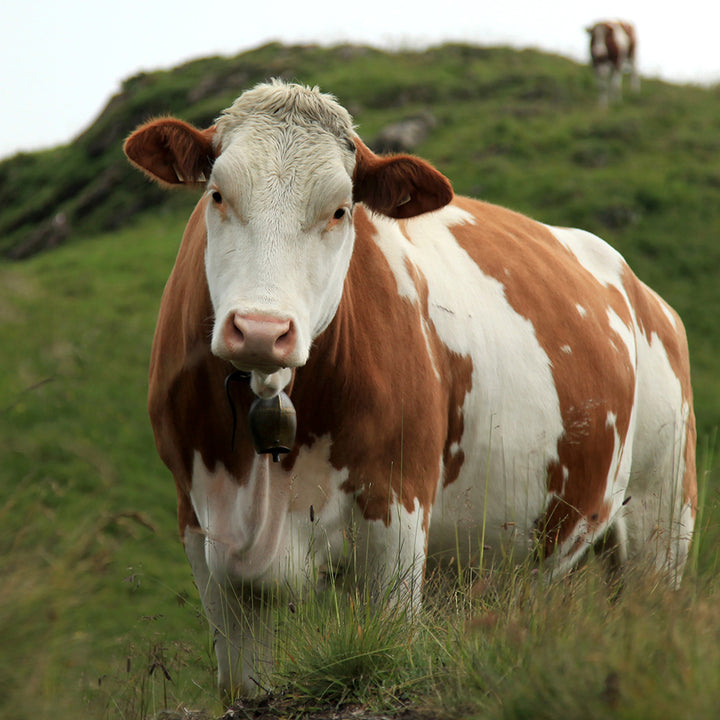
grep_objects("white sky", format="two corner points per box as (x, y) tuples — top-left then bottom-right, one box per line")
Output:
(2, 1), (719, 160)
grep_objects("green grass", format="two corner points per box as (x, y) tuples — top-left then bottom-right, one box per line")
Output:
(215, 558), (720, 720)
(2, 41), (720, 719)
(274, 590), (422, 708)
(436, 567), (720, 720)
(0, 214), (221, 719)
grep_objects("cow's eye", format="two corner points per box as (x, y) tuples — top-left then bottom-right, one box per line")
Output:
(333, 207), (346, 220)
(211, 190), (223, 204)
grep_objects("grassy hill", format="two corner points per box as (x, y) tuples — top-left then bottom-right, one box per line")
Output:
(1, 42), (719, 719)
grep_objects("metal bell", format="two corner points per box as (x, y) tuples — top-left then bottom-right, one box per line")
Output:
(248, 391), (297, 462)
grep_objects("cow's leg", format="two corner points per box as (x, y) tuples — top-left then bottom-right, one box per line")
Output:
(629, 58), (640, 93)
(623, 414), (695, 587)
(352, 499), (428, 612)
(609, 67), (624, 104)
(621, 477), (694, 588)
(184, 527), (274, 699)
(595, 65), (611, 108)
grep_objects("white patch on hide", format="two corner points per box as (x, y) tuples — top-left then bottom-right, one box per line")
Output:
(369, 205), (565, 568)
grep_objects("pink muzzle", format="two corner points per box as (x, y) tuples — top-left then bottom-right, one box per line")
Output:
(219, 313), (297, 370)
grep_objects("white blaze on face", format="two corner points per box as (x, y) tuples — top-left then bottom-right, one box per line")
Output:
(204, 93), (357, 375)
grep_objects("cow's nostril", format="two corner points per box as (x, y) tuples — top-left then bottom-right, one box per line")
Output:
(275, 322), (296, 351)
(222, 313), (246, 350)
(232, 315), (245, 341)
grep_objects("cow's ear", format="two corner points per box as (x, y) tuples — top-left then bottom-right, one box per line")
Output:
(124, 119), (217, 187)
(352, 137), (453, 218)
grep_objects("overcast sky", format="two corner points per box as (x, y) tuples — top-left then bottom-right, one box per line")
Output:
(2, 1), (719, 160)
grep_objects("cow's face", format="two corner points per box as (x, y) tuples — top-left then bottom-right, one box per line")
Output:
(124, 82), (453, 393)
(205, 122), (357, 379)
(587, 24), (608, 65)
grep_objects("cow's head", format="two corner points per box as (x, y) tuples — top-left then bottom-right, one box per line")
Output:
(586, 23), (613, 66)
(125, 81), (452, 394)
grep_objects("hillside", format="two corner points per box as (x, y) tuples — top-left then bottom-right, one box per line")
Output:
(1, 42), (720, 720)
(1, 42), (601, 259)
(2, 41), (720, 435)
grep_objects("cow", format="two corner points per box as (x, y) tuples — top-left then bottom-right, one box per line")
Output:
(587, 20), (640, 106)
(124, 80), (696, 699)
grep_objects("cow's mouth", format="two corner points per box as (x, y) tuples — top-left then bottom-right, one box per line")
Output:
(229, 358), (285, 375)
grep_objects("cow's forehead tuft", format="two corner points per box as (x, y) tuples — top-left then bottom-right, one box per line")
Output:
(214, 80), (356, 152)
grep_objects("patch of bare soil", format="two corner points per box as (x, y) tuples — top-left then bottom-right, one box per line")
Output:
(159, 696), (448, 720)
(221, 697), (447, 720)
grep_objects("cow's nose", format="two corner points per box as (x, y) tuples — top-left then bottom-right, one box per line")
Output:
(221, 313), (297, 366)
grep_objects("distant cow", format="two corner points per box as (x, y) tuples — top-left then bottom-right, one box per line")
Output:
(587, 20), (639, 106)
(124, 81), (696, 699)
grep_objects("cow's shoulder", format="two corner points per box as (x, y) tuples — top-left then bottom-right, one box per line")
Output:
(149, 198), (210, 410)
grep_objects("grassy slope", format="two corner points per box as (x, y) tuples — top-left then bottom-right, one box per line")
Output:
(0, 214), (217, 717)
(1, 43), (720, 719)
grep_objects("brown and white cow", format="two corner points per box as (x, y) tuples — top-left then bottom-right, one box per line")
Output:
(124, 81), (696, 698)
(587, 20), (639, 106)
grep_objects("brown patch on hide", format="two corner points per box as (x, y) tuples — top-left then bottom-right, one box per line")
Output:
(449, 196), (637, 556)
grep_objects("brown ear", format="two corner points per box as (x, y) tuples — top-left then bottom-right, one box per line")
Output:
(352, 137), (453, 218)
(124, 118), (217, 187)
